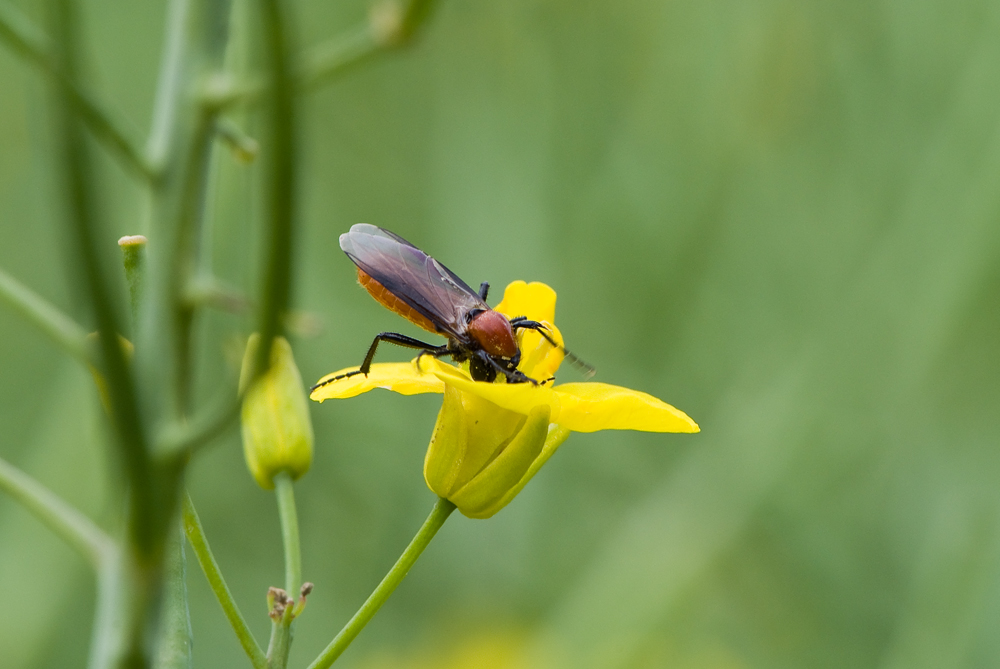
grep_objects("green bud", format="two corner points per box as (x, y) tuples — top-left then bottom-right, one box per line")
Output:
(240, 335), (314, 490)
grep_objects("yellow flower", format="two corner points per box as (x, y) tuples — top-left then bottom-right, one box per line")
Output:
(311, 281), (698, 518)
(240, 334), (315, 490)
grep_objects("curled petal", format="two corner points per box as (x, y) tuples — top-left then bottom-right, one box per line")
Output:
(424, 385), (468, 497)
(471, 425), (572, 519)
(495, 281), (557, 323)
(310, 362), (444, 401)
(552, 383), (699, 433)
(450, 403), (551, 518)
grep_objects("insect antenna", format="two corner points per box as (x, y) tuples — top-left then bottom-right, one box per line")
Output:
(510, 318), (596, 379)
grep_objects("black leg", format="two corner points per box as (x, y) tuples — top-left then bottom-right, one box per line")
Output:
(414, 346), (456, 371)
(311, 332), (449, 391)
(510, 317), (545, 330)
(479, 281), (490, 301)
(476, 350), (538, 385)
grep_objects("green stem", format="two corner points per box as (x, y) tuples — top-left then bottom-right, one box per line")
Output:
(155, 387), (242, 460)
(49, 0), (154, 556)
(215, 117), (259, 163)
(143, 0), (190, 174)
(255, 0), (298, 377)
(224, 0), (442, 109)
(306, 498), (456, 669)
(153, 525), (193, 669)
(296, 24), (379, 92)
(0, 1), (153, 179)
(0, 266), (94, 366)
(0, 455), (115, 570)
(118, 235), (148, 330)
(267, 472), (301, 669)
(274, 472), (302, 595)
(183, 494), (267, 669)
(169, 109), (218, 417)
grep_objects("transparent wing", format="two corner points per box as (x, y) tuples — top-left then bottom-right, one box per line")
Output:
(339, 224), (487, 337)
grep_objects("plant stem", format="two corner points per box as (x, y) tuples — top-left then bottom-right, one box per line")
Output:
(0, 455), (115, 570)
(254, 0), (297, 378)
(296, 24), (379, 92)
(306, 498), (456, 669)
(0, 266), (94, 366)
(48, 0), (154, 556)
(118, 235), (148, 330)
(153, 525), (193, 669)
(155, 387), (242, 459)
(267, 472), (301, 669)
(0, 1), (153, 179)
(224, 0), (442, 109)
(183, 494), (267, 669)
(274, 473), (302, 595)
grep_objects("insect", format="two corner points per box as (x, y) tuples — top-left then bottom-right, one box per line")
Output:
(313, 224), (589, 389)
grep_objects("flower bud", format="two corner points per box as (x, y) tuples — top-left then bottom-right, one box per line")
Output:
(240, 334), (314, 490)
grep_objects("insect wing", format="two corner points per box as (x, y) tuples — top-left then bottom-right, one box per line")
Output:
(340, 224), (487, 337)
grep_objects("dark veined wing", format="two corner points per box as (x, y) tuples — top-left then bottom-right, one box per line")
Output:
(339, 224), (487, 337)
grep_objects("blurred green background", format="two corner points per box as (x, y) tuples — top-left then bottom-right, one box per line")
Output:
(2, 0), (1000, 667)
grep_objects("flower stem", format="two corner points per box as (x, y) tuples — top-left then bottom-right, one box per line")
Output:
(254, 0), (298, 378)
(274, 473), (302, 595)
(267, 472), (301, 669)
(296, 24), (379, 92)
(0, 455), (115, 570)
(0, 265), (94, 366)
(154, 525), (193, 669)
(118, 235), (147, 330)
(183, 493), (267, 669)
(306, 498), (456, 669)
(49, 0), (154, 556)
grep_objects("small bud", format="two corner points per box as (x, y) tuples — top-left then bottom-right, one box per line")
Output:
(291, 581), (315, 618)
(268, 587), (292, 621)
(240, 335), (314, 490)
(267, 586), (279, 611)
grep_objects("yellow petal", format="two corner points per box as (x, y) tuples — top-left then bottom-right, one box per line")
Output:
(424, 385), (468, 497)
(517, 320), (565, 381)
(472, 425), (571, 519)
(310, 362), (444, 401)
(552, 383), (699, 433)
(417, 358), (699, 434)
(452, 390), (526, 490)
(451, 403), (551, 518)
(421, 357), (562, 419)
(495, 281), (557, 323)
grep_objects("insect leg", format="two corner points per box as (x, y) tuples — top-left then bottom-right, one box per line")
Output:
(311, 332), (448, 390)
(476, 350), (538, 386)
(479, 281), (490, 301)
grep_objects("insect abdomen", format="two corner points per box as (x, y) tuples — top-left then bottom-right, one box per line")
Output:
(357, 268), (438, 333)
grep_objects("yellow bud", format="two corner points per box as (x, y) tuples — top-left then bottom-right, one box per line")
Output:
(240, 334), (314, 490)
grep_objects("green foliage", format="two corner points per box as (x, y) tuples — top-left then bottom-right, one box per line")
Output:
(1, 0), (999, 667)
